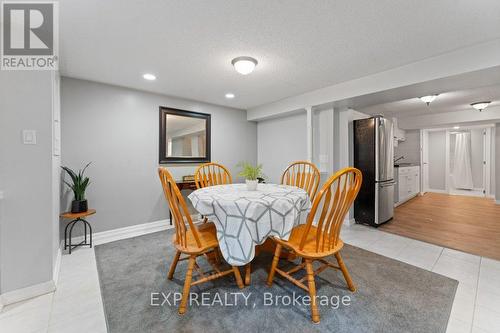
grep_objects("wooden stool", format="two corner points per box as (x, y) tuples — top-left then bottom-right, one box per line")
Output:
(60, 209), (96, 254)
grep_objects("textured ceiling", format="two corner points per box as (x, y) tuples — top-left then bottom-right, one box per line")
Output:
(60, 0), (500, 109)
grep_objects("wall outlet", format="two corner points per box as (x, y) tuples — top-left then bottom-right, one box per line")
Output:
(22, 130), (37, 145)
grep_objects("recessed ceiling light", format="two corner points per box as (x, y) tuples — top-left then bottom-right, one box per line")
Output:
(231, 56), (258, 75)
(470, 101), (491, 112)
(143, 73), (156, 81)
(225, 93), (235, 99)
(419, 95), (439, 106)
(453, 126), (460, 129)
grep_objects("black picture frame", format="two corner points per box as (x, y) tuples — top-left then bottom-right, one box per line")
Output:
(159, 107), (211, 164)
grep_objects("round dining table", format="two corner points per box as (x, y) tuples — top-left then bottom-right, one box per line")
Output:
(188, 183), (312, 266)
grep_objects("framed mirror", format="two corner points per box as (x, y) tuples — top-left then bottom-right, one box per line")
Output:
(159, 107), (211, 164)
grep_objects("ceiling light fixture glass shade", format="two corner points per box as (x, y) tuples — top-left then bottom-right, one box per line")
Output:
(143, 73), (156, 81)
(231, 56), (258, 75)
(470, 101), (491, 112)
(225, 93), (235, 99)
(419, 95), (438, 106)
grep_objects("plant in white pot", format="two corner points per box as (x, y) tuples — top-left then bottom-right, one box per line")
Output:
(237, 162), (264, 191)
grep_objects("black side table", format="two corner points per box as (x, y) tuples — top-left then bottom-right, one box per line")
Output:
(60, 209), (95, 254)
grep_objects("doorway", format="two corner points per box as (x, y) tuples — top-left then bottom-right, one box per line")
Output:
(421, 125), (493, 198)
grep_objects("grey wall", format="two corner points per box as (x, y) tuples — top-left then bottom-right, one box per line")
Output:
(61, 78), (257, 233)
(0, 71), (57, 293)
(395, 130), (420, 164)
(257, 107), (369, 223)
(257, 112), (307, 183)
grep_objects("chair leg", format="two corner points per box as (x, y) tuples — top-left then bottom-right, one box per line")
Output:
(305, 259), (320, 323)
(244, 264), (251, 285)
(168, 250), (181, 280)
(266, 244), (282, 286)
(179, 256), (196, 315)
(335, 252), (356, 292)
(215, 247), (223, 264)
(232, 266), (245, 289)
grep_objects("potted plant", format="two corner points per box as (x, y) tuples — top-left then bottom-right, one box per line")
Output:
(237, 162), (264, 191)
(61, 162), (91, 213)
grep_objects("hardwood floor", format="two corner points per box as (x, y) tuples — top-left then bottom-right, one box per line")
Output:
(380, 192), (500, 260)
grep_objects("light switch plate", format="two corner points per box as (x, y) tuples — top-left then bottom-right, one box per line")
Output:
(22, 130), (37, 145)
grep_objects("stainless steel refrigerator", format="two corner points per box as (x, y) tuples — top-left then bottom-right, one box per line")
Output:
(353, 116), (394, 226)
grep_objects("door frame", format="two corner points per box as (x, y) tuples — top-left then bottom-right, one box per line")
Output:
(483, 127), (492, 197)
(421, 124), (494, 198)
(420, 129), (428, 194)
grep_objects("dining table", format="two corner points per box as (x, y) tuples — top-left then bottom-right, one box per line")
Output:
(188, 183), (312, 266)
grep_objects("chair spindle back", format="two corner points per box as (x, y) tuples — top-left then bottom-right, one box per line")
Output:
(194, 162), (232, 189)
(299, 167), (362, 253)
(281, 161), (321, 200)
(158, 167), (202, 249)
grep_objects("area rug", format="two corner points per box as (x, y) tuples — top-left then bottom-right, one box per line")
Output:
(95, 229), (457, 333)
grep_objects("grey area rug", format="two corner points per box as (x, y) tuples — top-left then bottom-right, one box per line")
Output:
(95, 230), (457, 333)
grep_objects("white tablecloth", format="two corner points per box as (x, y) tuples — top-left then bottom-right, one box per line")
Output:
(188, 183), (311, 266)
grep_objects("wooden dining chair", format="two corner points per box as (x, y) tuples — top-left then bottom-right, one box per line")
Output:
(243, 161), (321, 285)
(194, 162), (232, 189)
(158, 167), (244, 315)
(281, 161), (321, 201)
(267, 167), (362, 323)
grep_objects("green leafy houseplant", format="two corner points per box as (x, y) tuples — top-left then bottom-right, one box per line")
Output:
(61, 162), (91, 213)
(237, 162), (264, 190)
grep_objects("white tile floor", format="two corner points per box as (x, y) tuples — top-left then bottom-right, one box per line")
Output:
(1, 224), (499, 333)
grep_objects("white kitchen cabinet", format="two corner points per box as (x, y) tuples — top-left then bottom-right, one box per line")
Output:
(395, 166), (420, 206)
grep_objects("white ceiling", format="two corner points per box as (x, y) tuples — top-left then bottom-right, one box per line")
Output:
(60, 0), (500, 109)
(358, 84), (500, 118)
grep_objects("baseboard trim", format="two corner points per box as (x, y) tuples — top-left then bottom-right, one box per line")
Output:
(0, 217), (199, 308)
(426, 189), (448, 194)
(343, 217), (356, 226)
(70, 215), (200, 246)
(53, 243), (62, 286)
(71, 218), (172, 246)
(0, 280), (56, 307)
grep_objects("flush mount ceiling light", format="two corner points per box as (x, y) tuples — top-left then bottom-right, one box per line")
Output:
(143, 73), (156, 81)
(419, 95), (439, 106)
(231, 56), (258, 75)
(453, 126), (460, 129)
(470, 101), (491, 112)
(225, 93), (235, 99)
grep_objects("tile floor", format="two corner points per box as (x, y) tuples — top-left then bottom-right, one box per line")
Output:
(1, 224), (499, 333)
